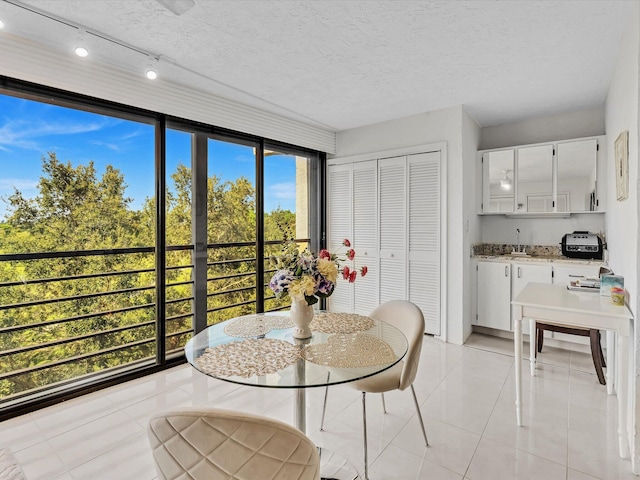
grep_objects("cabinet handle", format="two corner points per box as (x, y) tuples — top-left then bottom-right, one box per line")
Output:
(568, 274), (584, 278)
(518, 267), (522, 278)
(505, 266), (509, 277)
(390, 253), (394, 258)
(364, 251), (368, 256)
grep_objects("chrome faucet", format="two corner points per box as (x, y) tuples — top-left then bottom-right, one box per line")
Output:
(516, 228), (520, 253)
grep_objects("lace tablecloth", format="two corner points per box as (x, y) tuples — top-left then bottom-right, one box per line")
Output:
(196, 338), (301, 377)
(301, 333), (395, 368)
(223, 314), (292, 337)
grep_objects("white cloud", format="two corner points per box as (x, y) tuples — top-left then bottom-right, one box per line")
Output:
(91, 140), (121, 152)
(268, 182), (296, 200)
(0, 178), (39, 191)
(0, 118), (108, 152)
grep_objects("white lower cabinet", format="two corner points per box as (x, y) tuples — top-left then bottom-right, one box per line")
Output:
(476, 261), (512, 330)
(475, 260), (603, 346)
(511, 263), (553, 323)
(476, 261), (552, 332)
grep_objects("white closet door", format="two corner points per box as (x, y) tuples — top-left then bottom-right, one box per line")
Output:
(408, 152), (441, 335)
(327, 163), (353, 312)
(352, 161), (378, 315)
(378, 156), (407, 304)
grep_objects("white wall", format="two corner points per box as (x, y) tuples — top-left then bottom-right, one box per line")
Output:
(480, 107), (605, 150)
(604, 2), (640, 472)
(462, 110), (482, 342)
(0, 33), (336, 153)
(334, 105), (478, 345)
(481, 214), (606, 247)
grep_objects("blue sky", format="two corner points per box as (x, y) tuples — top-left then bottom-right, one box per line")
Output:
(0, 94), (297, 220)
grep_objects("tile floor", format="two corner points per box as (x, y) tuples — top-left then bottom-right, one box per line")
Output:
(0, 333), (636, 480)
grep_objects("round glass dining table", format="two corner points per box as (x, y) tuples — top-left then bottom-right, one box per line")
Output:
(185, 310), (408, 479)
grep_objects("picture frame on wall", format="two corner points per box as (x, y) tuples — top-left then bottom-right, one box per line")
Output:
(615, 130), (629, 201)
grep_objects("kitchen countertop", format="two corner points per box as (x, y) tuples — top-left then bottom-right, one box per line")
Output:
(473, 254), (606, 266)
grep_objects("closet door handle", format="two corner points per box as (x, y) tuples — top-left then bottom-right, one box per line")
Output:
(505, 266), (509, 277)
(518, 267), (522, 278)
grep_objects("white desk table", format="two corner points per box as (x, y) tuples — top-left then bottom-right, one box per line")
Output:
(512, 282), (633, 459)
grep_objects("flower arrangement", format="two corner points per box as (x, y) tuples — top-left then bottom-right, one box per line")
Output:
(269, 238), (368, 306)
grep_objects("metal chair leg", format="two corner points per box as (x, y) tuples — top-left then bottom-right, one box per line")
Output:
(410, 384), (429, 447)
(320, 372), (330, 431)
(381, 392), (387, 413)
(362, 391), (369, 480)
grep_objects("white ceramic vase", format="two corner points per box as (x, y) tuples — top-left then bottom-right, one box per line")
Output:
(290, 297), (314, 339)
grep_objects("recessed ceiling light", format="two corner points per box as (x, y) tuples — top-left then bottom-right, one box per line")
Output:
(0, 19), (5, 29)
(74, 46), (89, 57)
(145, 69), (158, 80)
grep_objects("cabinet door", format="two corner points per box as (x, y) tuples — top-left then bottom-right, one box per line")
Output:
(483, 150), (515, 213)
(511, 264), (553, 329)
(516, 144), (553, 213)
(557, 139), (598, 212)
(378, 156), (406, 304)
(476, 262), (511, 331)
(408, 152), (441, 335)
(327, 163), (353, 312)
(352, 161), (379, 315)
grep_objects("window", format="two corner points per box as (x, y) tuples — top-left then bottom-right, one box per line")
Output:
(0, 80), (323, 419)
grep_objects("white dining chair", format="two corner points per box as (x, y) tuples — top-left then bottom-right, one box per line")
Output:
(320, 300), (429, 480)
(147, 407), (320, 480)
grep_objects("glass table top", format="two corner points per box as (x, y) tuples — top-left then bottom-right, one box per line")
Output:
(184, 311), (408, 389)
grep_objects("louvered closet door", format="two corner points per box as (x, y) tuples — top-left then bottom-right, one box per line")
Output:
(408, 152), (441, 335)
(378, 156), (407, 305)
(352, 161), (378, 315)
(327, 163), (353, 312)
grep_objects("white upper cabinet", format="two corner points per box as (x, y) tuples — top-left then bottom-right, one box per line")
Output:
(557, 139), (598, 212)
(479, 136), (603, 215)
(483, 149), (515, 213)
(517, 144), (553, 213)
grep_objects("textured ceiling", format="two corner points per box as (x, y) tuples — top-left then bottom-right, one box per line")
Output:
(0, 0), (634, 131)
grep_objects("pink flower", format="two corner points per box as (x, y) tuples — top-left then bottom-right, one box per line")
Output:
(360, 266), (368, 277)
(343, 239), (351, 247)
(346, 249), (355, 260)
(342, 266), (350, 280)
(319, 248), (331, 260)
(348, 271), (357, 283)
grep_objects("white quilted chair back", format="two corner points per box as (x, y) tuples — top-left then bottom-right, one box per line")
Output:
(147, 408), (320, 480)
(369, 300), (425, 391)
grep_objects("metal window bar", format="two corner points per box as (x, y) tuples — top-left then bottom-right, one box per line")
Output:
(0, 240), (308, 400)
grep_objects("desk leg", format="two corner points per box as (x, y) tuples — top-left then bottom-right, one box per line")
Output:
(529, 318), (536, 377)
(514, 317), (523, 426)
(606, 330), (615, 395)
(617, 331), (630, 459)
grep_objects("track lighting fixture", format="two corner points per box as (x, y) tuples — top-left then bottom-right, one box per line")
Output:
(74, 29), (89, 57)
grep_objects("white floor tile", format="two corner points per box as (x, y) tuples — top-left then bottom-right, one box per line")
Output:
(0, 332), (634, 480)
(13, 440), (67, 480)
(392, 416), (480, 476)
(423, 387), (494, 435)
(68, 433), (155, 480)
(0, 413), (47, 452)
(370, 443), (463, 480)
(466, 436), (567, 480)
(46, 410), (146, 470)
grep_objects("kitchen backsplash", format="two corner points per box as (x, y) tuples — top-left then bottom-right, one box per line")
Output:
(472, 243), (562, 257)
